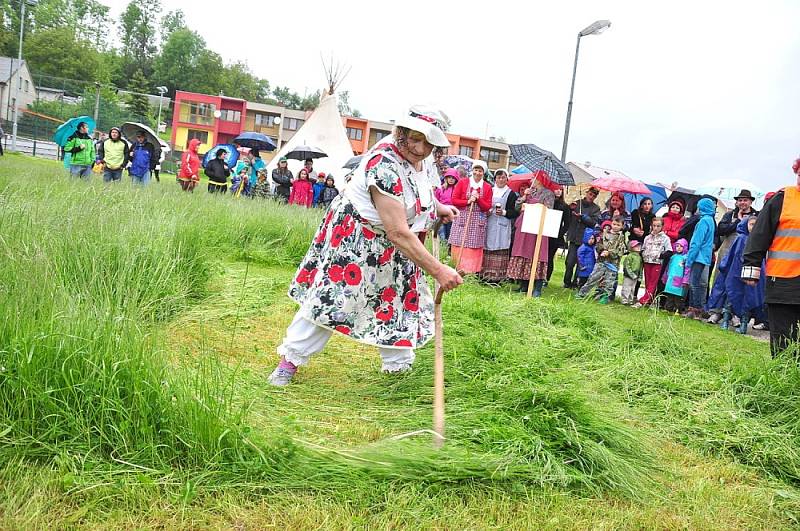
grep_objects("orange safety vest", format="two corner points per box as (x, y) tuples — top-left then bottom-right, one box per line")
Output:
(766, 186), (800, 278)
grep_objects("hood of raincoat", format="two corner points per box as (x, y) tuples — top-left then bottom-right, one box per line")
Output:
(697, 197), (716, 217)
(673, 238), (688, 254)
(582, 227), (595, 245)
(187, 138), (201, 153)
(666, 199), (685, 218)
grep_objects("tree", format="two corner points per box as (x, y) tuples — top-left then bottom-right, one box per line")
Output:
(219, 62), (271, 102)
(119, 0), (161, 79)
(153, 28), (226, 96)
(338, 90), (361, 117)
(271, 86), (302, 110)
(24, 27), (109, 85)
(160, 9), (185, 44)
(126, 68), (152, 124)
(31, 0), (111, 48)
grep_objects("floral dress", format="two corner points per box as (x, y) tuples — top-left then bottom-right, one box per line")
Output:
(287, 143), (437, 349)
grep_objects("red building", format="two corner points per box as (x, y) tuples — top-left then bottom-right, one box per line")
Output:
(170, 91), (247, 153)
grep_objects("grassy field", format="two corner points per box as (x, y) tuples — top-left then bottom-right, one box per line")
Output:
(2, 152), (800, 529)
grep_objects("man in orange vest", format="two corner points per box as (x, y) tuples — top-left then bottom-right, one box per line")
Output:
(742, 157), (800, 356)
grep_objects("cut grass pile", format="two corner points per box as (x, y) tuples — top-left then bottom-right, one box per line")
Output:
(2, 153), (800, 527)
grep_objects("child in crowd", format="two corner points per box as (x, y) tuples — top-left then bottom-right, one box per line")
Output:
(230, 167), (251, 197)
(252, 168), (271, 199)
(318, 176), (339, 208)
(312, 172), (327, 206)
(635, 217), (672, 307)
(621, 240), (642, 305)
(289, 168), (315, 208)
(576, 228), (597, 289)
(683, 198), (716, 319)
(576, 215), (627, 304)
(661, 238), (689, 313)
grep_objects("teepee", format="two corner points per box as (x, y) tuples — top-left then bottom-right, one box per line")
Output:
(267, 59), (356, 189)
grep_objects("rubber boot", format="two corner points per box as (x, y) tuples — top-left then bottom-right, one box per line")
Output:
(532, 280), (544, 298)
(736, 313), (749, 334)
(598, 293), (610, 305)
(719, 308), (731, 331)
(517, 279), (530, 293)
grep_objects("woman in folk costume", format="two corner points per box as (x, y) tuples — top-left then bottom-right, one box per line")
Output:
(480, 168), (519, 283)
(267, 106), (462, 386)
(507, 172), (556, 296)
(448, 160), (493, 273)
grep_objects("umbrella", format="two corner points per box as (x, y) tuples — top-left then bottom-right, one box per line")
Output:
(120, 122), (162, 151)
(53, 116), (95, 147)
(694, 179), (764, 202)
(590, 173), (651, 194)
(233, 132), (277, 152)
(442, 155), (474, 173)
(508, 170), (560, 193)
(285, 144), (327, 161)
(202, 143), (240, 169)
(343, 155), (363, 170)
(509, 144), (575, 186)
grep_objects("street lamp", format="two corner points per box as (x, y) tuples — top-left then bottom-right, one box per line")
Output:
(155, 86), (168, 133)
(11, 0), (38, 152)
(560, 19), (611, 162)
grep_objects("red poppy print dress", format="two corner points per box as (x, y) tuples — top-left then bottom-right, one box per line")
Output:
(287, 143), (436, 349)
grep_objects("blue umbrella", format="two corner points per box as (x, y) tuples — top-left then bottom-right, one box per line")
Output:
(508, 144), (575, 186)
(233, 132), (277, 152)
(53, 116), (95, 147)
(623, 184), (668, 214)
(202, 143), (240, 169)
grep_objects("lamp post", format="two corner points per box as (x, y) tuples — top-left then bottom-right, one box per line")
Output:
(11, 0), (37, 152)
(560, 19), (611, 162)
(155, 86), (167, 133)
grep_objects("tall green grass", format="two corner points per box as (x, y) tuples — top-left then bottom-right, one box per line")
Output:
(0, 162), (657, 498)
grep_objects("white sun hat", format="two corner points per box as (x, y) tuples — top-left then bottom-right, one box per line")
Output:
(472, 159), (488, 173)
(395, 105), (451, 148)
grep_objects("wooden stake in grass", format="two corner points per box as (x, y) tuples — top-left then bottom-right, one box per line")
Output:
(431, 224), (446, 449)
(454, 203), (475, 274)
(525, 203), (548, 298)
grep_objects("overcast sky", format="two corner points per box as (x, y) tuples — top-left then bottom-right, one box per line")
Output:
(103, 0), (800, 191)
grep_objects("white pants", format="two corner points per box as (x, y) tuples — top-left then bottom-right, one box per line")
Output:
(277, 312), (416, 371)
(621, 276), (638, 304)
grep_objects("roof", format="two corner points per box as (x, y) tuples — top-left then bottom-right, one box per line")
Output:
(0, 58), (26, 84)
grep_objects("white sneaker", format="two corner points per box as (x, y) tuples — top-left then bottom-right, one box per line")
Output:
(731, 316), (741, 328)
(706, 313), (721, 324)
(632, 302), (643, 309)
(753, 322), (768, 330)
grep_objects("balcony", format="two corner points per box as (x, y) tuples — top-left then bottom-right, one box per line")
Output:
(177, 101), (216, 127)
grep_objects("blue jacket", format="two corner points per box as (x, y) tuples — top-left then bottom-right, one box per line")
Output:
(707, 217), (765, 318)
(577, 228), (596, 278)
(686, 198), (716, 267)
(313, 181), (326, 205)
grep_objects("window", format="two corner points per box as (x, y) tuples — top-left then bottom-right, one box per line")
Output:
(178, 101), (216, 126)
(346, 127), (363, 141)
(254, 113), (280, 127)
(219, 109), (241, 122)
(24, 79), (29, 93)
(459, 145), (474, 158)
(480, 148), (501, 163)
(374, 130), (388, 141)
(284, 117), (304, 130)
(186, 129), (209, 145)
(18, 77), (22, 90)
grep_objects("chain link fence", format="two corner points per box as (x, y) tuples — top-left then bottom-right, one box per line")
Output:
(2, 74), (181, 174)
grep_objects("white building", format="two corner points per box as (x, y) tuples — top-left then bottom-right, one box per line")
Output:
(0, 57), (36, 122)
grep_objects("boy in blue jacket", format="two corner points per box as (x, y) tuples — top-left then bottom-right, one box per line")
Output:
(576, 227), (597, 289)
(683, 197), (716, 319)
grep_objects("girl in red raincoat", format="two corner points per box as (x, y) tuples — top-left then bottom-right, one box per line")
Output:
(178, 138), (201, 192)
(289, 168), (314, 208)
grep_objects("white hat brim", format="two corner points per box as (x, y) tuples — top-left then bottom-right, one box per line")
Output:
(394, 116), (450, 147)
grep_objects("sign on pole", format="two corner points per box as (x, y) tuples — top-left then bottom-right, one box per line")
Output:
(520, 204), (564, 297)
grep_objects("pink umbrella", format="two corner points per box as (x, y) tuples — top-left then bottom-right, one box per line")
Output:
(590, 173), (651, 194)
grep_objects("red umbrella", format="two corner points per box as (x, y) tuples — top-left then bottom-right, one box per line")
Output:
(590, 174), (650, 194)
(508, 170), (561, 193)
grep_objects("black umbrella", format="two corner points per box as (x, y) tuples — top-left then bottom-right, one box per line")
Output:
(233, 132), (277, 152)
(343, 155), (363, 169)
(285, 144), (327, 161)
(509, 143), (575, 186)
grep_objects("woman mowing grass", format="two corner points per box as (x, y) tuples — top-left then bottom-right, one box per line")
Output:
(269, 107), (463, 386)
